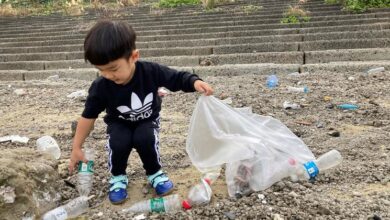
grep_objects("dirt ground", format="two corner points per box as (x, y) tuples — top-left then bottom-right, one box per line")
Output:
(0, 70), (389, 219)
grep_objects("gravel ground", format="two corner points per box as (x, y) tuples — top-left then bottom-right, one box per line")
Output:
(0, 70), (389, 219)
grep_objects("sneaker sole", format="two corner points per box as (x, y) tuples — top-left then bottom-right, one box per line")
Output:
(110, 196), (128, 205)
(156, 184), (175, 197)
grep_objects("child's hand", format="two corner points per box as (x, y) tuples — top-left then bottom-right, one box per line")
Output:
(194, 80), (213, 96)
(69, 148), (88, 174)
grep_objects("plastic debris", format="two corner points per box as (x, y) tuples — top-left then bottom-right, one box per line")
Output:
(0, 186), (16, 203)
(0, 135), (29, 144)
(42, 196), (92, 220)
(266, 74), (278, 89)
(337, 104), (359, 110)
(283, 101), (301, 110)
(287, 86), (309, 93)
(77, 147), (95, 196)
(133, 214), (146, 220)
(366, 67), (385, 74)
(67, 90), (88, 101)
(36, 136), (61, 159)
(182, 178), (212, 209)
(122, 194), (181, 213)
(14, 89), (27, 96)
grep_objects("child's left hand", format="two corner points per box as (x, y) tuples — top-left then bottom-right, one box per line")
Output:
(194, 80), (213, 96)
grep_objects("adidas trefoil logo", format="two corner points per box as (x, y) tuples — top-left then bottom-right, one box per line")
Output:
(117, 92), (153, 121)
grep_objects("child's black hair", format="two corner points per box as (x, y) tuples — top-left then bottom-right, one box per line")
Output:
(84, 20), (137, 65)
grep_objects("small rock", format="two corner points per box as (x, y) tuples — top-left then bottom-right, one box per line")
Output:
(257, 194), (265, 200)
(325, 103), (334, 109)
(316, 121), (325, 128)
(223, 211), (236, 220)
(272, 213), (284, 220)
(133, 213), (146, 220)
(261, 200), (267, 204)
(47, 75), (60, 81)
(71, 121), (78, 137)
(0, 186), (16, 203)
(328, 131), (340, 137)
(348, 76), (355, 81)
(97, 212), (103, 217)
(317, 204), (331, 215)
(288, 191), (298, 198)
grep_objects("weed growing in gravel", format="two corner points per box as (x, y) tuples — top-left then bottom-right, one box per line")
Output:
(324, 0), (390, 12)
(156, 0), (201, 8)
(281, 5), (310, 24)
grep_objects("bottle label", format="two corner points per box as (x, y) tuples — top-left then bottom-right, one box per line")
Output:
(150, 197), (165, 213)
(49, 207), (67, 220)
(78, 161), (94, 174)
(303, 161), (319, 180)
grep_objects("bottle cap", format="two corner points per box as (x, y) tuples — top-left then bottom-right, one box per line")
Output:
(204, 178), (211, 185)
(182, 200), (192, 210)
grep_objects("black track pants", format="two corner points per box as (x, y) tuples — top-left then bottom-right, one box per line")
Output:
(105, 117), (161, 176)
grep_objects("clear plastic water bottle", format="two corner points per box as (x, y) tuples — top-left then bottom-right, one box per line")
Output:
(337, 103), (359, 110)
(290, 150), (342, 181)
(122, 194), (181, 213)
(287, 86), (309, 93)
(182, 178), (212, 210)
(266, 74), (278, 89)
(42, 196), (89, 220)
(77, 147), (95, 196)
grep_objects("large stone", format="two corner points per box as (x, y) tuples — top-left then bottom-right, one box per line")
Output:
(0, 148), (61, 219)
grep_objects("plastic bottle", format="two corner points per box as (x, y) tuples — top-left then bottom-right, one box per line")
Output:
(290, 150), (342, 181)
(36, 136), (61, 159)
(182, 178), (212, 210)
(42, 196), (89, 220)
(366, 67), (385, 74)
(77, 147), (95, 196)
(287, 86), (309, 93)
(266, 75), (278, 88)
(337, 103), (359, 110)
(122, 194), (181, 213)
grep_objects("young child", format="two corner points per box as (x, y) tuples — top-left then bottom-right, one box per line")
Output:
(68, 20), (213, 204)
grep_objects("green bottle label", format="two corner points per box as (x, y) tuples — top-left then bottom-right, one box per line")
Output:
(78, 161), (94, 174)
(150, 197), (165, 213)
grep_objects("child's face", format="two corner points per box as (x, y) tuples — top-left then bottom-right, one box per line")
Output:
(95, 50), (139, 85)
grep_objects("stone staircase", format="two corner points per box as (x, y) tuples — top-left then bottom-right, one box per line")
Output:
(0, 0), (389, 81)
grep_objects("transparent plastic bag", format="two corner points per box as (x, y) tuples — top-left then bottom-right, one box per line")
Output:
(186, 96), (315, 195)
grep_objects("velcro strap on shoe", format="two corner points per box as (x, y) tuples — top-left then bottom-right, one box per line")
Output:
(109, 175), (128, 192)
(109, 182), (127, 192)
(148, 171), (169, 188)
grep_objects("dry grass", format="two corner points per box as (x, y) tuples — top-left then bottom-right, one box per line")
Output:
(285, 5), (309, 17)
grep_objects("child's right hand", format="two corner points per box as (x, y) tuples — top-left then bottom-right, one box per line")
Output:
(68, 148), (88, 174)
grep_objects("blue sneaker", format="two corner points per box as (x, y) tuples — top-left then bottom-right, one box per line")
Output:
(108, 175), (128, 204)
(147, 170), (174, 196)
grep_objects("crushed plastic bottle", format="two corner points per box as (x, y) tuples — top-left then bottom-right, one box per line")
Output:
(182, 178), (212, 209)
(42, 196), (90, 220)
(337, 103), (358, 110)
(290, 150), (342, 181)
(122, 194), (181, 213)
(287, 86), (309, 93)
(266, 74), (278, 89)
(36, 136), (61, 159)
(77, 147), (95, 196)
(366, 67), (385, 74)
(283, 101), (301, 110)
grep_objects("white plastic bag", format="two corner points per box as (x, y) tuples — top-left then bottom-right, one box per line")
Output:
(186, 96), (315, 196)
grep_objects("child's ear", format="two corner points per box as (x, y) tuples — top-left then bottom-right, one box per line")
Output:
(130, 49), (140, 61)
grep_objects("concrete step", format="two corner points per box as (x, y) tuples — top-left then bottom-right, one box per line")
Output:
(1, 16), (388, 40)
(1, 47), (389, 70)
(1, 61), (389, 81)
(1, 22), (388, 44)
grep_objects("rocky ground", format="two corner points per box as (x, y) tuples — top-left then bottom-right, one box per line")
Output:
(0, 69), (389, 219)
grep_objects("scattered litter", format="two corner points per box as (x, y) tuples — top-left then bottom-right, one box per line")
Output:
(47, 75), (60, 81)
(0, 135), (29, 144)
(287, 86), (309, 93)
(42, 196), (92, 220)
(133, 213), (146, 220)
(266, 74), (278, 89)
(366, 67), (385, 74)
(221, 97), (233, 105)
(283, 101), (301, 110)
(158, 87), (169, 97)
(67, 90), (88, 101)
(323, 96), (332, 102)
(36, 136), (61, 159)
(122, 194), (181, 213)
(14, 88), (27, 96)
(0, 186), (16, 203)
(337, 103), (359, 110)
(182, 178), (212, 209)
